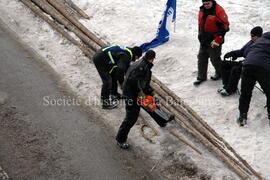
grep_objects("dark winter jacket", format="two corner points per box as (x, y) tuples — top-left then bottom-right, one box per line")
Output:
(93, 46), (133, 84)
(123, 58), (154, 99)
(243, 32), (270, 72)
(198, 1), (229, 46)
(232, 40), (254, 58)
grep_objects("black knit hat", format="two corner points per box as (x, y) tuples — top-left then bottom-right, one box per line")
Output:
(250, 26), (263, 37)
(202, 0), (213, 2)
(131, 46), (142, 58)
(145, 50), (156, 60)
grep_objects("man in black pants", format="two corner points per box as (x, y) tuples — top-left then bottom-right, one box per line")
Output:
(116, 50), (174, 149)
(93, 45), (142, 109)
(238, 31), (270, 126)
(218, 26), (263, 96)
(193, 0), (230, 86)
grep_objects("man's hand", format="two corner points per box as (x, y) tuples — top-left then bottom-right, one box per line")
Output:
(211, 35), (223, 48)
(224, 51), (237, 60)
(210, 40), (220, 48)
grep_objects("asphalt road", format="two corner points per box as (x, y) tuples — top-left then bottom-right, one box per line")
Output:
(0, 20), (159, 180)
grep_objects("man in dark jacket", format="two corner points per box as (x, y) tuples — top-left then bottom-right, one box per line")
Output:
(218, 26), (263, 96)
(238, 31), (270, 126)
(93, 45), (142, 109)
(194, 0), (229, 86)
(116, 50), (174, 149)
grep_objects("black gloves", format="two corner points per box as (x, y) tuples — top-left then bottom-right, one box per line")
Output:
(224, 51), (237, 60)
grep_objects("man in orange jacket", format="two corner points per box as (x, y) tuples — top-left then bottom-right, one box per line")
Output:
(194, 0), (229, 86)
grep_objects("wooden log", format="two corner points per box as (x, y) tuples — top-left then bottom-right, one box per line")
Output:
(171, 113), (249, 179)
(151, 77), (262, 179)
(46, 0), (106, 48)
(152, 80), (253, 177)
(65, 0), (91, 20)
(169, 130), (202, 155)
(60, 0), (76, 15)
(152, 82), (252, 179)
(31, 0), (99, 51)
(152, 76), (222, 140)
(19, 0), (93, 57)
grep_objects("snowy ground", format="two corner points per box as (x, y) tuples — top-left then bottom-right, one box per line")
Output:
(1, 0), (270, 179)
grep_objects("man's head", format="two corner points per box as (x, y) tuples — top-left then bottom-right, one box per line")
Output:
(131, 46), (142, 61)
(144, 50), (156, 63)
(250, 26), (263, 41)
(202, 0), (214, 9)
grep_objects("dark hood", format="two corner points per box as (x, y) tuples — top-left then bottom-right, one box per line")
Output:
(262, 31), (270, 39)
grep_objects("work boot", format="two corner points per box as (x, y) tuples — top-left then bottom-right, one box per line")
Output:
(220, 89), (234, 97)
(217, 88), (225, 93)
(237, 113), (247, 127)
(193, 78), (206, 86)
(210, 74), (221, 81)
(117, 141), (129, 149)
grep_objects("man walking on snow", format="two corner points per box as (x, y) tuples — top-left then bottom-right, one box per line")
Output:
(194, 0), (229, 86)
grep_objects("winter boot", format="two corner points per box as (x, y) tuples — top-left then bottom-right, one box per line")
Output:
(217, 88), (225, 93)
(117, 141), (129, 149)
(193, 78), (206, 86)
(220, 89), (234, 97)
(237, 113), (247, 127)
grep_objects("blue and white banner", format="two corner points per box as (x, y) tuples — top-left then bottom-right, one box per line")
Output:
(140, 0), (176, 52)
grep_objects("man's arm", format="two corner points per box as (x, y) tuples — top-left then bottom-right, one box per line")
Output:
(115, 54), (130, 85)
(137, 70), (153, 95)
(211, 5), (230, 48)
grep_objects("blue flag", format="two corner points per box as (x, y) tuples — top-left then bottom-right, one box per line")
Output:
(140, 0), (176, 52)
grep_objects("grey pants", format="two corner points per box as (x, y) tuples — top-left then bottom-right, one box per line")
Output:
(197, 45), (222, 80)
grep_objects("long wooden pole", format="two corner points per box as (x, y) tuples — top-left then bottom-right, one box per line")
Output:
(30, 0), (99, 51)
(152, 80), (254, 176)
(169, 130), (202, 155)
(20, 0), (93, 57)
(64, 0), (91, 20)
(151, 76), (263, 180)
(151, 83), (251, 179)
(46, 0), (105, 48)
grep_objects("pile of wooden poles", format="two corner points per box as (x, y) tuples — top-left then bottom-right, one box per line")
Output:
(150, 77), (263, 180)
(20, 0), (105, 57)
(19, 0), (263, 179)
